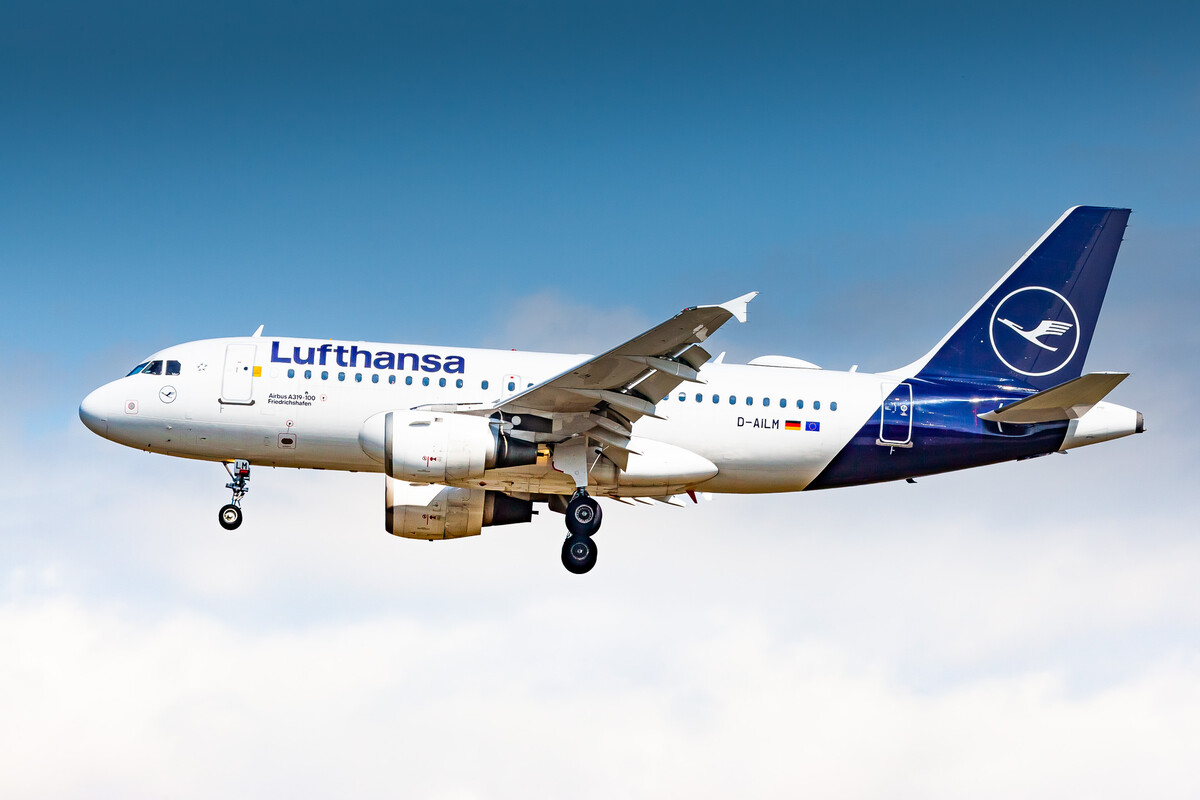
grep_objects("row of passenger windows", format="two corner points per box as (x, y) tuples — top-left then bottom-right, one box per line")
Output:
(666, 392), (837, 411)
(279, 367), (838, 411)
(288, 371), (475, 388)
(128, 360), (182, 376)
(127, 359), (837, 413)
(283, 369), (510, 390)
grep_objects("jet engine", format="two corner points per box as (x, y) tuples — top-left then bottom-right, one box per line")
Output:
(359, 410), (539, 482)
(385, 480), (533, 539)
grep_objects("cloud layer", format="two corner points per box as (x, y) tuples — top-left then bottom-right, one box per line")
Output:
(3, 414), (1197, 798)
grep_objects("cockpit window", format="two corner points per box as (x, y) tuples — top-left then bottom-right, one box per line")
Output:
(166, 360), (181, 375)
(141, 360), (163, 375)
(126, 362), (149, 377)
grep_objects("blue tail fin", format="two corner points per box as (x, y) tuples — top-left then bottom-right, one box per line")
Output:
(911, 206), (1130, 391)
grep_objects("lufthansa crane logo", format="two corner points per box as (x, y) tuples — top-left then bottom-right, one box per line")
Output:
(989, 286), (1080, 377)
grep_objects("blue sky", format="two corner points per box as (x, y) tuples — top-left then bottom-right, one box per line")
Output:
(5, 0), (1198, 357)
(3, 2), (1200, 797)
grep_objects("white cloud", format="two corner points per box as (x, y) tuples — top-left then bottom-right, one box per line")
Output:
(4, 350), (1196, 797)
(2, 592), (1200, 799)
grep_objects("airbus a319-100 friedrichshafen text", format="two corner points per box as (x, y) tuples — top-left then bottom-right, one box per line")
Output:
(80, 207), (1145, 573)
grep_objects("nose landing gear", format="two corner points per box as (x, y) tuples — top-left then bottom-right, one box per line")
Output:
(561, 489), (602, 574)
(218, 459), (251, 531)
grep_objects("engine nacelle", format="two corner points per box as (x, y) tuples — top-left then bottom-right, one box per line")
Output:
(385, 480), (533, 540)
(359, 410), (538, 483)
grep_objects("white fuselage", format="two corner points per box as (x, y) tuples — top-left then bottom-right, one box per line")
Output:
(79, 335), (894, 496)
(80, 334), (1142, 500)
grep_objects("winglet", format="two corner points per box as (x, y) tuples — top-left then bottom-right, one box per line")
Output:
(251, 324), (265, 337)
(717, 291), (758, 323)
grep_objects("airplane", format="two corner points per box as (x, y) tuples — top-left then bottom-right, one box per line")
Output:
(79, 206), (1144, 574)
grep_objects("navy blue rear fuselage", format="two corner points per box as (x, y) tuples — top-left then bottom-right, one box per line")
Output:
(810, 378), (1066, 489)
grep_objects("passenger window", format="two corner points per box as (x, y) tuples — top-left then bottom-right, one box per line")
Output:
(389, 375), (396, 384)
(142, 360), (163, 375)
(456, 379), (463, 388)
(304, 370), (312, 379)
(814, 400), (821, 410)
(762, 397), (770, 407)
(439, 378), (447, 388)
(405, 376), (412, 386)
(779, 398), (786, 408)
(126, 362), (149, 377)
(831, 401), (838, 411)
(695, 393), (703, 402)
(482, 380), (489, 390)
(796, 399), (804, 409)
(745, 397), (753, 406)
(166, 360), (181, 376)
(355, 373), (362, 382)
(338, 372), (346, 381)
(422, 377), (430, 387)
(287, 369), (295, 378)
(372, 374), (379, 384)
(712, 394), (719, 404)
(321, 371), (329, 380)
(678, 393), (686, 402)
(729, 395), (736, 404)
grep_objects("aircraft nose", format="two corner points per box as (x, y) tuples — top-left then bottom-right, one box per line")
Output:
(79, 388), (109, 438)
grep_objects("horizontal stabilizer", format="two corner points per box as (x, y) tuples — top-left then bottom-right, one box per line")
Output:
(979, 372), (1129, 424)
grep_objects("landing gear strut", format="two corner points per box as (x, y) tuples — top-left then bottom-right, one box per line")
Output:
(219, 459), (250, 531)
(561, 489), (601, 574)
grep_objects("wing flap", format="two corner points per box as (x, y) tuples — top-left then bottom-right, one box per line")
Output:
(677, 344), (712, 371)
(979, 372), (1129, 423)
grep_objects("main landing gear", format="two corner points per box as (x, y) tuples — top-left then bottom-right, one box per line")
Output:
(561, 490), (602, 574)
(218, 459), (251, 531)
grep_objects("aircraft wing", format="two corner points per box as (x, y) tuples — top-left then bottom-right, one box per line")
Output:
(477, 292), (756, 464)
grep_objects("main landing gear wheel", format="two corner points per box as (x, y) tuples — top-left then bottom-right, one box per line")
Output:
(218, 503), (243, 530)
(565, 494), (602, 537)
(562, 534), (598, 574)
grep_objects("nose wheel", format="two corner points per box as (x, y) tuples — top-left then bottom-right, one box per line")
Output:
(219, 460), (251, 530)
(218, 503), (243, 530)
(561, 490), (601, 573)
